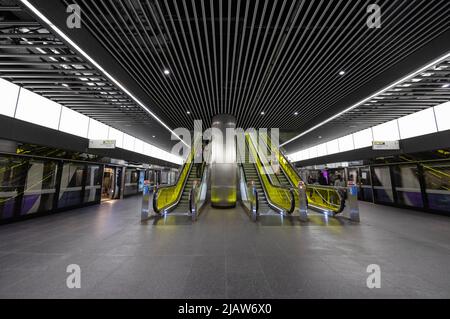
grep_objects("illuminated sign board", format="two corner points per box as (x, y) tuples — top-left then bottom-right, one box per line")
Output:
(88, 139), (116, 149)
(372, 140), (400, 150)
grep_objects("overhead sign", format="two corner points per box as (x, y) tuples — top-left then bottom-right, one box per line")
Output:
(372, 140), (400, 150)
(89, 139), (116, 149)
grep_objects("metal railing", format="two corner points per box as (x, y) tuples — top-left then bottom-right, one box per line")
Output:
(189, 165), (209, 221)
(239, 165), (258, 221)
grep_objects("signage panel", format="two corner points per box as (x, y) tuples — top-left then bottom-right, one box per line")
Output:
(89, 139), (116, 149)
(372, 140), (400, 150)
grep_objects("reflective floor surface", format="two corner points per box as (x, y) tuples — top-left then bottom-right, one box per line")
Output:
(0, 197), (449, 299)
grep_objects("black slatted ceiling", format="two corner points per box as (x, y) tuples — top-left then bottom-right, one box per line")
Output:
(1, 0), (449, 151)
(68, 0), (449, 132)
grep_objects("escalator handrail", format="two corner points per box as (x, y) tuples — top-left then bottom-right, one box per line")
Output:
(308, 184), (345, 214)
(237, 144), (259, 216)
(153, 146), (196, 213)
(263, 132), (346, 214)
(256, 135), (296, 213)
(248, 134), (294, 193)
(246, 134), (295, 214)
(191, 164), (209, 213)
(261, 132), (301, 187)
(258, 133), (298, 189)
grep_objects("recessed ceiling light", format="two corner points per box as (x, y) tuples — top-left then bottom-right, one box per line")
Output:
(61, 83), (69, 87)
(164, 69), (170, 75)
(19, 0), (189, 151)
(339, 70), (345, 76)
(411, 78), (422, 82)
(294, 112), (299, 116)
(152, 135), (156, 138)
(442, 84), (450, 88)
(186, 111), (191, 115)
(318, 136), (322, 139)
(281, 52), (450, 148)
(261, 111), (265, 115)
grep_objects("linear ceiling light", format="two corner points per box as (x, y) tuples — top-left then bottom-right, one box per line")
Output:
(20, 0), (189, 148)
(281, 51), (450, 147)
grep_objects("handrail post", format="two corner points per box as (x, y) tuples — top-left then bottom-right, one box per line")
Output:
(152, 184), (160, 215)
(141, 180), (151, 222)
(247, 180), (258, 221)
(190, 180), (198, 221)
(298, 181), (308, 222)
(345, 183), (360, 222)
(288, 187), (295, 215)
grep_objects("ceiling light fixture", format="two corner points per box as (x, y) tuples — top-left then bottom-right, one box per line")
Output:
(164, 69), (170, 75)
(442, 84), (450, 88)
(19, 0), (189, 148)
(186, 111), (191, 115)
(261, 111), (265, 115)
(294, 112), (299, 116)
(281, 52), (450, 147)
(339, 70), (345, 76)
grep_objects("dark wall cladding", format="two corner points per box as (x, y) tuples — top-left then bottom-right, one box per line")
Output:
(0, 153), (104, 223)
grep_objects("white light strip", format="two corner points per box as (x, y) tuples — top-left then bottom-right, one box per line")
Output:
(281, 51), (450, 147)
(287, 100), (450, 162)
(20, 0), (189, 148)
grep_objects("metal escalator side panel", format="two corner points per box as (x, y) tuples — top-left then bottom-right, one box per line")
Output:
(264, 133), (345, 214)
(154, 149), (195, 213)
(306, 186), (345, 214)
(245, 134), (293, 214)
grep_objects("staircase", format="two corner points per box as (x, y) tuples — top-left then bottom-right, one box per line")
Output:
(171, 167), (198, 213)
(242, 142), (276, 215)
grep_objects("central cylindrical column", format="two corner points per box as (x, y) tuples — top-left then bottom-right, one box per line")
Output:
(210, 114), (237, 208)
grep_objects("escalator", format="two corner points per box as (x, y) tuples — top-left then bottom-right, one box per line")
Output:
(152, 144), (208, 220)
(170, 167), (199, 213)
(241, 141), (277, 215)
(261, 133), (346, 215)
(240, 133), (295, 217)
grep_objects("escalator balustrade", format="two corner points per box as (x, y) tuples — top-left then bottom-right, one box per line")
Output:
(261, 133), (346, 215)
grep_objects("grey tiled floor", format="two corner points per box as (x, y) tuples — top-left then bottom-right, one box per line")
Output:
(0, 197), (449, 299)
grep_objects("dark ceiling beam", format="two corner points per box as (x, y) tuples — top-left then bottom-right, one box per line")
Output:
(0, 69), (102, 74)
(0, 44), (67, 48)
(0, 6), (22, 11)
(0, 33), (54, 38)
(0, 21), (41, 26)
(0, 54), (79, 58)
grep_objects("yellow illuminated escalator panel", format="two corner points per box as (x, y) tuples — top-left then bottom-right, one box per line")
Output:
(154, 150), (194, 212)
(263, 133), (344, 214)
(246, 134), (294, 213)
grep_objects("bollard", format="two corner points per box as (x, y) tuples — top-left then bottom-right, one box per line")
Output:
(141, 180), (151, 222)
(298, 181), (308, 222)
(346, 183), (360, 222)
(247, 180), (258, 221)
(190, 180), (199, 221)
